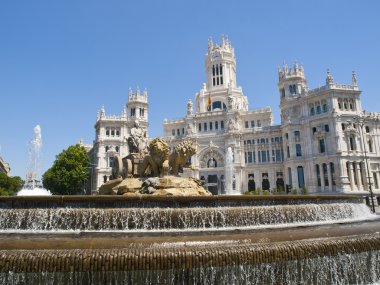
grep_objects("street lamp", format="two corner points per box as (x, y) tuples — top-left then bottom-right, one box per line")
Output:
(355, 111), (376, 213)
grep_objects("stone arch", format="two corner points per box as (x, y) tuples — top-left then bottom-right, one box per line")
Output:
(199, 147), (225, 169)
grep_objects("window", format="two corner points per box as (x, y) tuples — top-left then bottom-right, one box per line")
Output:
(368, 139), (373, 152)
(215, 121), (218, 130)
(312, 127), (317, 134)
(341, 123), (345, 131)
(111, 129), (115, 136)
(177, 129), (180, 136)
(316, 165), (321, 186)
(310, 107), (315, 115)
(245, 121), (249, 128)
(316, 105), (321, 114)
(289, 84), (296, 95)
(296, 144), (302, 157)
(116, 130), (120, 136)
(294, 131), (300, 137)
(257, 120), (261, 127)
(365, 126), (370, 133)
(131, 108), (135, 117)
(172, 129), (175, 136)
(251, 120), (255, 128)
(285, 133), (288, 140)
(349, 135), (356, 151)
(209, 122), (213, 131)
(140, 108), (145, 117)
(288, 167), (292, 188)
(297, 166), (304, 188)
(105, 146), (109, 152)
(330, 163), (336, 186)
(373, 172), (379, 189)
(261, 151), (267, 163)
(198, 123), (202, 132)
(247, 140), (252, 145)
(287, 146), (290, 158)
(204, 122), (207, 131)
(276, 149), (282, 162)
(106, 129), (110, 136)
(322, 103), (328, 113)
(115, 146), (119, 152)
(247, 152), (253, 163)
(323, 163), (329, 186)
(325, 124), (329, 132)
(182, 128), (185, 135)
(221, 121), (224, 129)
(109, 156), (114, 168)
(212, 101), (222, 110)
(319, 139), (326, 153)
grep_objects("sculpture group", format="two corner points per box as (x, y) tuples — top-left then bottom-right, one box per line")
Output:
(102, 122), (210, 196)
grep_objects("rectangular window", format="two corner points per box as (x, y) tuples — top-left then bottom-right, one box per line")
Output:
(204, 122), (207, 131)
(177, 129), (180, 136)
(209, 122), (213, 130)
(261, 151), (267, 163)
(244, 152), (247, 163)
(272, 150), (275, 162)
(251, 120), (255, 128)
(325, 124), (329, 132)
(258, 151), (261, 163)
(247, 152), (253, 163)
(294, 130), (300, 137)
(221, 121), (224, 129)
(319, 139), (326, 153)
(257, 120), (261, 127)
(276, 149), (281, 162)
(312, 127), (317, 134)
(287, 146), (290, 158)
(172, 130), (175, 136)
(373, 172), (379, 189)
(296, 144), (302, 157)
(220, 76), (223, 85)
(213, 78), (215, 86)
(215, 121), (218, 130)
(247, 140), (251, 144)
(198, 123), (202, 132)
(253, 152), (256, 163)
(182, 128), (185, 135)
(245, 121), (249, 128)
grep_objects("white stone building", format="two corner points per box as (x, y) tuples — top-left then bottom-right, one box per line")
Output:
(86, 88), (149, 194)
(163, 37), (380, 195)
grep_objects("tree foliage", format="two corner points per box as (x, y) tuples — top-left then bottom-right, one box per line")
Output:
(0, 173), (24, 196)
(42, 144), (90, 195)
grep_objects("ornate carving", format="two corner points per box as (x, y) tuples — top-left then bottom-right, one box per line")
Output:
(140, 138), (170, 178)
(128, 121), (148, 154)
(169, 139), (196, 175)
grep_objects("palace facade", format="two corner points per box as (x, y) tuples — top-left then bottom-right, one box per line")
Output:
(163, 37), (380, 195)
(85, 88), (149, 194)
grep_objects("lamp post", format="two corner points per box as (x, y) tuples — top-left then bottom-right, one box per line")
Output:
(356, 112), (376, 213)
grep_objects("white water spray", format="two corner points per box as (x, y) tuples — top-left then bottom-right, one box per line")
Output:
(225, 147), (235, 195)
(17, 125), (51, 196)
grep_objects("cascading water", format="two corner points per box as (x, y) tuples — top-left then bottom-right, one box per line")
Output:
(224, 146), (236, 195)
(17, 125), (51, 196)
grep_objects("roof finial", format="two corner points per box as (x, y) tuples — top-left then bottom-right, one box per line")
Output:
(208, 37), (213, 50)
(352, 70), (358, 86)
(326, 69), (334, 86)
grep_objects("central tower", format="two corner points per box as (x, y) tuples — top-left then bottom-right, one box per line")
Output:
(195, 36), (248, 113)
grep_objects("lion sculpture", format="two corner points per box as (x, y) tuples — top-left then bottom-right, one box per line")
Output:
(139, 138), (170, 177)
(169, 139), (196, 176)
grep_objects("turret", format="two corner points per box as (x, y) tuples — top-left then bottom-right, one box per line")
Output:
(278, 62), (308, 100)
(205, 35), (236, 90)
(126, 87), (149, 122)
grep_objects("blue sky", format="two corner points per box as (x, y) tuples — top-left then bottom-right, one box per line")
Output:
(0, 0), (379, 178)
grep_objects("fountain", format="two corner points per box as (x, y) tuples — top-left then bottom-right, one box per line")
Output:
(17, 125), (51, 196)
(224, 146), (236, 195)
(1, 138), (380, 284)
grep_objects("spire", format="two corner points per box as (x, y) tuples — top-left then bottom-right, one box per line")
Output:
(208, 37), (213, 50)
(100, 105), (105, 118)
(136, 86), (140, 97)
(143, 88), (148, 99)
(326, 69), (334, 86)
(121, 106), (127, 118)
(128, 88), (133, 99)
(352, 70), (358, 86)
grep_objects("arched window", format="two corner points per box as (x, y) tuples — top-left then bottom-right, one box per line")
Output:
(310, 106), (315, 115)
(316, 105), (321, 114)
(207, 158), (217, 168)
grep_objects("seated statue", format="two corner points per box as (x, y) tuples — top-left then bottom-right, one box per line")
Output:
(128, 121), (148, 154)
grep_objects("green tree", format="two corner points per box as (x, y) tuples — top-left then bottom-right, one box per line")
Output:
(0, 173), (24, 196)
(42, 144), (90, 195)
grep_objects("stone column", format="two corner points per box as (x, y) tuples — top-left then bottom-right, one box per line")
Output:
(348, 162), (355, 191)
(355, 162), (362, 190)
